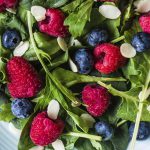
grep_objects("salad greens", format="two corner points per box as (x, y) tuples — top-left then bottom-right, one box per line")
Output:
(0, 0), (150, 150)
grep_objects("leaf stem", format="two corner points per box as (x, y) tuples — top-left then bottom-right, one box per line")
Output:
(111, 36), (125, 44)
(130, 70), (150, 150)
(117, 120), (127, 127)
(63, 132), (102, 141)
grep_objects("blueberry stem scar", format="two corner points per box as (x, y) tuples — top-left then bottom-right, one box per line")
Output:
(63, 132), (102, 141)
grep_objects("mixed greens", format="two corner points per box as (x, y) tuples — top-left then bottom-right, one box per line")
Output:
(0, 0), (150, 150)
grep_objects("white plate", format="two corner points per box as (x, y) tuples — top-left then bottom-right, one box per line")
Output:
(0, 121), (150, 150)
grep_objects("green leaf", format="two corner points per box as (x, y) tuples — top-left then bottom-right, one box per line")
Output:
(0, 57), (7, 83)
(62, 0), (83, 13)
(11, 118), (28, 130)
(0, 12), (27, 40)
(18, 114), (35, 150)
(124, 19), (142, 43)
(123, 51), (150, 87)
(19, 0), (69, 9)
(52, 68), (126, 87)
(24, 32), (60, 61)
(0, 103), (15, 122)
(64, 0), (94, 38)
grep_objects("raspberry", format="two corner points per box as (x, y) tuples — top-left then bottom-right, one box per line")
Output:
(38, 9), (68, 37)
(30, 112), (65, 146)
(6, 56), (42, 98)
(0, 0), (18, 12)
(94, 43), (126, 74)
(82, 85), (110, 117)
(139, 14), (150, 33)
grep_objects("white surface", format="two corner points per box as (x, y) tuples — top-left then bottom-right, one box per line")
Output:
(0, 122), (21, 150)
(0, 122), (150, 150)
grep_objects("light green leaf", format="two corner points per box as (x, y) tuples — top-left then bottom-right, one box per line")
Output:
(64, 0), (94, 38)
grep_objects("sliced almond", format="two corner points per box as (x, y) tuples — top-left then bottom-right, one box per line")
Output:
(69, 37), (82, 46)
(80, 113), (96, 128)
(6, 8), (16, 14)
(120, 43), (136, 58)
(99, 5), (121, 19)
(52, 139), (65, 150)
(134, 0), (150, 13)
(69, 58), (78, 73)
(9, 122), (21, 135)
(57, 37), (68, 51)
(13, 41), (29, 56)
(138, 87), (150, 100)
(29, 146), (44, 150)
(47, 99), (60, 120)
(31, 6), (46, 21)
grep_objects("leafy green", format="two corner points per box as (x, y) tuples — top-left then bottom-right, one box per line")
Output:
(62, 0), (83, 13)
(0, 12), (27, 39)
(19, 0), (69, 9)
(52, 68), (125, 87)
(64, 0), (94, 38)
(0, 103), (15, 122)
(124, 19), (142, 43)
(11, 118), (28, 130)
(18, 114), (35, 150)
(24, 32), (60, 61)
(0, 57), (7, 83)
(123, 51), (150, 87)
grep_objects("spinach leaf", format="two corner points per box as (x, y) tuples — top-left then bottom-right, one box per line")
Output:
(24, 32), (60, 61)
(11, 118), (28, 130)
(19, 0), (69, 9)
(52, 68), (125, 87)
(64, 0), (94, 38)
(0, 103), (15, 122)
(18, 114), (36, 150)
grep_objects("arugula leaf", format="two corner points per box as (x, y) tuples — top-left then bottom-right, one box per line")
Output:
(0, 103), (15, 122)
(52, 68), (126, 87)
(123, 51), (150, 87)
(19, 0), (69, 9)
(64, 0), (94, 38)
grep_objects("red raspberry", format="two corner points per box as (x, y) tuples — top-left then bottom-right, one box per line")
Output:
(94, 43), (126, 74)
(0, 0), (18, 12)
(38, 9), (68, 37)
(6, 57), (42, 98)
(30, 112), (65, 146)
(139, 14), (150, 33)
(82, 85), (110, 117)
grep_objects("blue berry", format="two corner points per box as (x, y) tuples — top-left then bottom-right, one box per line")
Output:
(11, 99), (33, 119)
(2, 29), (21, 49)
(129, 122), (150, 140)
(95, 121), (114, 141)
(74, 48), (93, 74)
(131, 32), (150, 52)
(87, 29), (109, 46)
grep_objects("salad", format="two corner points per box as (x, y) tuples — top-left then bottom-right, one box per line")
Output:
(0, 0), (150, 150)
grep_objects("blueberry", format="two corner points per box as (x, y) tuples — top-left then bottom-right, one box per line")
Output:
(87, 29), (109, 46)
(2, 29), (21, 49)
(95, 121), (114, 141)
(129, 122), (150, 140)
(11, 99), (33, 119)
(74, 48), (93, 74)
(131, 32), (150, 52)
